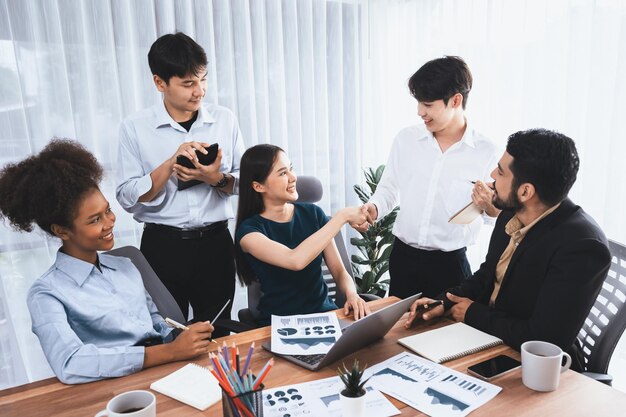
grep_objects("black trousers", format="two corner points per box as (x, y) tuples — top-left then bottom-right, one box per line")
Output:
(388, 237), (471, 299)
(140, 225), (235, 338)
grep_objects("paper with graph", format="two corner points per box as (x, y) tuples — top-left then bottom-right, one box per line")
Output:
(364, 352), (502, 417)
(263, 375), (399, 417)
(271, 312), (341, 355)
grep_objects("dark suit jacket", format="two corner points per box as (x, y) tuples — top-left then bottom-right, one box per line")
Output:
(443, 198), (611, 371)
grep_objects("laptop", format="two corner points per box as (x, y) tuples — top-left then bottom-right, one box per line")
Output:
(262, 293), (422, 371)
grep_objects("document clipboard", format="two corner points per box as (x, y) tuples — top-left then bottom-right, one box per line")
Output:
(448, 201), (483, 224)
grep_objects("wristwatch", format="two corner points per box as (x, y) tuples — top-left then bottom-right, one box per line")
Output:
(211, 173), (229, 188)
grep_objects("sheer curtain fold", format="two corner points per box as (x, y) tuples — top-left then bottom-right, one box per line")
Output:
(0, 0), (363, 389)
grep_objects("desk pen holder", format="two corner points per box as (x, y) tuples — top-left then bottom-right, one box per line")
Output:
(222, 386), (264, 417)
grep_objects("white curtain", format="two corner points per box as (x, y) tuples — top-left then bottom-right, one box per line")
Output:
(0, 0), (364, 389)
(362, 0), (626, 245)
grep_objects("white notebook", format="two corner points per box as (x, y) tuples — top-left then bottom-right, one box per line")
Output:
(398, 322), (503, 363)
(150, 363), (221, 411)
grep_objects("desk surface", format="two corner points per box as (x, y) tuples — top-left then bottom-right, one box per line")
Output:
(2, 297), (625, 416)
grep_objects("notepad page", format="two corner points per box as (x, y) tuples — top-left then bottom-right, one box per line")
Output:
(150, 363), (221, 411)
(398, 322), (503, 363)
(449, 202), (483, 224)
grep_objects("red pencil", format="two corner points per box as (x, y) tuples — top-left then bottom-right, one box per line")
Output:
(253, 358), (274, 390)
(211, 361), (253, 417)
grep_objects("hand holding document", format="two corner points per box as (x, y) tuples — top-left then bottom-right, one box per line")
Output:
(448, 201), (483, 224)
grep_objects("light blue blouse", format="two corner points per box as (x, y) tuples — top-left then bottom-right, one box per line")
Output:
(27, 251), (173, 384)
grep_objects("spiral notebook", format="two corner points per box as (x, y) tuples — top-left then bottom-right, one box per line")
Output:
(150, 363), (221, 411)
(398, 322), (503, 363)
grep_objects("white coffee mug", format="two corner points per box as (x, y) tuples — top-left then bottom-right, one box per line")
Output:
(94, 390), (156, 417)
(521, 340), (572, 392)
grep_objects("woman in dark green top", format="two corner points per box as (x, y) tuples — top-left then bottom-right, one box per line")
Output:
(235, 144), (372, 325)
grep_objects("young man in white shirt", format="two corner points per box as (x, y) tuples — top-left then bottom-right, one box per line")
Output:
(355, 56), (499, 299)
(116, 33), (245, 336)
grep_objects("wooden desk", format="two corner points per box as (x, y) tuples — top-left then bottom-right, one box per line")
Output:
(1, 297), (625, 416)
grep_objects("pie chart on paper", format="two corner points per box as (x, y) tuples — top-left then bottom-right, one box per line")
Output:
(277, 328), (297, 336)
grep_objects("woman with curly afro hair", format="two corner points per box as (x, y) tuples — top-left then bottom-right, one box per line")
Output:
(0, 139), (214, 384)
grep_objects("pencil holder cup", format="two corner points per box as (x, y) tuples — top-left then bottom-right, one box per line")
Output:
(222, 386), (264, 417)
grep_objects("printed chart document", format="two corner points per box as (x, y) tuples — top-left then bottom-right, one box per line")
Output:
(271, 312), (341, 355)
(365, 352), (501, 417)
(449, 202), (482, 224)
(263, 375), (399, 417)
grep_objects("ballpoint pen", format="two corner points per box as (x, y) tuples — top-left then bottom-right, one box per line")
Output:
(415, 300), (444, 314)
(211, 299), (231, 324)
(165, 316), (219, 344)
(207, 299), (231, 344)
(165, 317), (190, 331)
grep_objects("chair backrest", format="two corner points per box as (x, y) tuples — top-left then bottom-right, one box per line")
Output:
(240, 175), (349, 323)
(104, 245), (187, 324)
(578, 239), (626, 373)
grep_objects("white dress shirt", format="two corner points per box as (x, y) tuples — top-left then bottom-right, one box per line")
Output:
(27, 251), (173, 384)
(116, 100), (246, 228)
(370, 124), (499, 252)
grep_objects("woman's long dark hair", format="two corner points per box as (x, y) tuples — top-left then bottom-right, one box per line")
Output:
(235, 144), (284, 285)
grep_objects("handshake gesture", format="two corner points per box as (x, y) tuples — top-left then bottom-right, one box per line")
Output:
(348, 203), (378, 232)
(337, 204), (375, 229)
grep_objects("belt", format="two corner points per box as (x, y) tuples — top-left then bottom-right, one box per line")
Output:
(144, 221), (228, 240)
(394, 238), (466, 257)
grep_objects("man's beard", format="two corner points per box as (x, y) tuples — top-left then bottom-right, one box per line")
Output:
(493, 186), (523, 211)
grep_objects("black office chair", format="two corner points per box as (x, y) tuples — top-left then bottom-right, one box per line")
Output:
(238, 175), (379, 326)
(106, 246), (187, 323)
(105, 246), (250, 333)
(578, 239), (626, 386)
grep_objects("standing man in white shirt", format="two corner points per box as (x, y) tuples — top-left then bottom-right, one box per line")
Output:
(355, 56), (499, 299)
(116, 33), (245, 336)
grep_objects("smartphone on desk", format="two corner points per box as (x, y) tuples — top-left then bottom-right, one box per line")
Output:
(176, 143), (219, 169)
(467, 355), (521, 381)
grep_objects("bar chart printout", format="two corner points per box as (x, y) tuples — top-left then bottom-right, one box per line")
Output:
(365, 353), (502, 417)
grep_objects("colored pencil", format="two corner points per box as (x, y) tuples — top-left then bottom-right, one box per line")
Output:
(241, 342), (255, 376)
(222, 341), (230, 368)
(253, 358), (274, 390)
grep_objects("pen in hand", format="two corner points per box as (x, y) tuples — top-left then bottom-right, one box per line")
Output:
(206, 299), (231, 344)
(165, 317), (189, 331)
(211, 299), (231, 324)
(415, 300), (444, 314)
(165, 316), (218, 344)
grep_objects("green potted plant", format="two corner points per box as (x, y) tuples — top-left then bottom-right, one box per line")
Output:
(351, 165), (399, 296)
(337, 359), (370, 416)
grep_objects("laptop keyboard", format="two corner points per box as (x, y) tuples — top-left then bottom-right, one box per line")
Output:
(292, 353), (325, 366)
